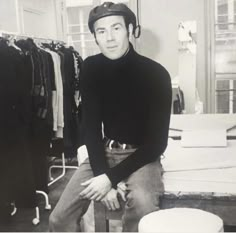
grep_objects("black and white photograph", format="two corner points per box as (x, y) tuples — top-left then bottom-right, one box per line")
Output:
(0, 0), (236, 232)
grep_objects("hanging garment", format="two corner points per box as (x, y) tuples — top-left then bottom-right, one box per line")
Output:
(47, 50), (64, 138)
(59, 47), (84, 158)
(16, 39), (54, 193)
(0, 39), (36, 209)
(71, 48), (85, 149)
(72, 48), (85, 148)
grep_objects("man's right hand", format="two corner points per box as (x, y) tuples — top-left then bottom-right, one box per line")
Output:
(101, 188), (120, 211)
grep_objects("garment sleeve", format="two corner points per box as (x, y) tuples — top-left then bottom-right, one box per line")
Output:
(81, 58), (109, 176)
(105, 65), (172, 187)
(47, 53), (56, 91)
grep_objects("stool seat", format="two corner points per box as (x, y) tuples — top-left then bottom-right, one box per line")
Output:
(138, 208), (224, 233)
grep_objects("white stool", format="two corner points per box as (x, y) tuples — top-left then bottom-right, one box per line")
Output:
(138, 208), (224, 233)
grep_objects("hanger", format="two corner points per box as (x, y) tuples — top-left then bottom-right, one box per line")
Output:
(8, 35), (22, 52)
(34, 38), (42, 48)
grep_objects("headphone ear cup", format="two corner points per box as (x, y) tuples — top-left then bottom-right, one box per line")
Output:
(134, 25), (141, 38)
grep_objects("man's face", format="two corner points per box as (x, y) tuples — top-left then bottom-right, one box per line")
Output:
(93, 15), (130, 60)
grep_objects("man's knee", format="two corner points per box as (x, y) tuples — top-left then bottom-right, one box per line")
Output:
(126, 188), (160, 214)
(122, 188), (161, 231)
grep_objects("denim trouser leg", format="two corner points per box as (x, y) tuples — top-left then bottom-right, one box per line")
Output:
(49, 147), (164, 232)
(49, 158), (93, 232)
(122, 158), (164, 232)
(105, 147), (164, 232)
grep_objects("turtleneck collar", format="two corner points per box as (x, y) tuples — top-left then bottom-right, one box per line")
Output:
(99, 42), (136, 65)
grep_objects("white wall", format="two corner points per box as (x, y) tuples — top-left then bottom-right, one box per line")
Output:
(17, 0), (58, 39)
(137, 0), (207, 113)
(0, 0), (18, 32)
(0, 0), (61, 40)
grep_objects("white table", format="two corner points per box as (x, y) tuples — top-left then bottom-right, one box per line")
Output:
(163, 114), (236, 226)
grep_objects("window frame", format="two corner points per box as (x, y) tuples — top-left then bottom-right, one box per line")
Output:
(207, 0), (236, 113)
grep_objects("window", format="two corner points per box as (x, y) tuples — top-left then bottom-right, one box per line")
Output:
(213, 0), (236, 113)
(65, 0), (136, 59)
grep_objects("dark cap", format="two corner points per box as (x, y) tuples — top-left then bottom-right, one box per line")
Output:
(88, 2), (136, 33)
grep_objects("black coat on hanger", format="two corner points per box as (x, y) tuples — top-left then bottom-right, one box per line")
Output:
(0, 41), (36, 209)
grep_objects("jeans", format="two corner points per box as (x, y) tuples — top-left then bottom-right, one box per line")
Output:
(49, 147), (164, 232)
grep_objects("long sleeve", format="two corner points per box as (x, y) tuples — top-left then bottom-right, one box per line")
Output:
(81, 58), (109, 175)
(55, 53), (64, 138)
(105, 65), (172, 186)
(49, 51), (64, 137)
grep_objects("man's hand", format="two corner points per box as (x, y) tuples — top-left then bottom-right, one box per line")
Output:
(117, 181), (127, 202)
(79, 174), (112, 201)
(101, 188), (120, 211)
(101, 181), (127, 211)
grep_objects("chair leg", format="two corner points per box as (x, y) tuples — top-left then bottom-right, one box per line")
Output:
(94, 200), (124, 232)
(94, 202), (109, 232)
(106, 219), (109, 232)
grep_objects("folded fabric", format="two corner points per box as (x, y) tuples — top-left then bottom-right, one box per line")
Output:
(163, 167), (236, 194)
(162, 139), (236, 172)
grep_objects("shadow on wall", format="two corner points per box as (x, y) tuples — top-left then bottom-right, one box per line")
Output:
(139, 28), (160, 60)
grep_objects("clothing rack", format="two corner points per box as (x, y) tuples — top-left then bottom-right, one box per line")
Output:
(0, 31), (66, 45)
(0, 31), (81, 225)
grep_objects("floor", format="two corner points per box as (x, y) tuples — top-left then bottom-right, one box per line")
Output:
(1, 161), (236, 232)
(0, 166), (75, 232)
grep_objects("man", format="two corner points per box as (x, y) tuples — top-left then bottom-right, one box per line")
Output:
(49, 2), (172, 232)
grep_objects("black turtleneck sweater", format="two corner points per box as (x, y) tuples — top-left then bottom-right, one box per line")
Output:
(81, 43), (172, 187)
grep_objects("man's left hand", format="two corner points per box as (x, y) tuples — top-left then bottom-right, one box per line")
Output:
(80, 174), (112, 201)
